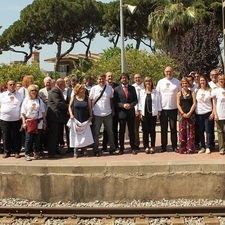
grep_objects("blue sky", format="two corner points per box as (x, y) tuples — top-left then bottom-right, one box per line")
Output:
(0, 0), (127, 71)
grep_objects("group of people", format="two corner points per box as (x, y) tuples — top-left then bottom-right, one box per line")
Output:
(0, 66), (224, 161)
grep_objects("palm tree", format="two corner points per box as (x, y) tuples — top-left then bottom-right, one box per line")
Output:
(148, 1), (198, 54)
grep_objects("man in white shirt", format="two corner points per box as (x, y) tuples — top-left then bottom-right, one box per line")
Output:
(132, 73), (144, 150)
(156, 66), (181, 152)
(208, 69), (218, 89)
(88, 73), (116, 156)
(0, 80), (23, 158)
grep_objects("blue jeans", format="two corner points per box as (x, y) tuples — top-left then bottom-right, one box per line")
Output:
(196, 112), (214, 149)
(25, 129), (42, 156)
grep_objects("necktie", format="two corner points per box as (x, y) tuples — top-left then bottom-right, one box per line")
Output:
(123, 86), (128, 98)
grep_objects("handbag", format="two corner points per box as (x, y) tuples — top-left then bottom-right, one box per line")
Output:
(26, 119), (39, 134)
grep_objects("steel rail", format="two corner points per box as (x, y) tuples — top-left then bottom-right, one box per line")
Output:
(0, 206), (225, 218)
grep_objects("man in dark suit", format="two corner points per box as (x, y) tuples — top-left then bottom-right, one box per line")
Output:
(46, 78), (69, 158)
(114, 73), (138, 155)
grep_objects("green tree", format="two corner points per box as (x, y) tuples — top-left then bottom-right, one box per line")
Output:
(88, 48), (178, 83)
(20, 0), (103, 72)
(174, 15), (222, 76)
(0, 63), (46, 87)
(0, 20), (42, 63)
(102, 0), (155, 50)
(148, 1), (198, 53)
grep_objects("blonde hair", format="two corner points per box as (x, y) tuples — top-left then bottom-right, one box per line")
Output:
(217, 74), (225, 88)
(73, 83), (85, 95)
(144, 76), (154, 89)
(27, 84), (39, 98)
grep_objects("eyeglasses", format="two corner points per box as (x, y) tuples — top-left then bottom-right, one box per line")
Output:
(9, 84), (15, 86)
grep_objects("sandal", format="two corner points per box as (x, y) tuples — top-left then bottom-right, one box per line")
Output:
(145, 148), (150, 154)
(84, 151), (88, 157)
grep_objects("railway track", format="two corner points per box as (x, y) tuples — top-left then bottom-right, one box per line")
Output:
(0, 205), (224, 224)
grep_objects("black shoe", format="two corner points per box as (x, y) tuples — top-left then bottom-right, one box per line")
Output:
(66, 148), (74, 153)
(94, 151), (100, 157)
(159, 147), (166, 153)
(173, 148), (178, 153)
(101, 147), (107, 152)
(118, 150), (124, 155)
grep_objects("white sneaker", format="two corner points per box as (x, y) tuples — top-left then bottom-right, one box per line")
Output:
(198, 148), (206, 154)
(25, 155), (32, 161)
(206, 148), (211, 154)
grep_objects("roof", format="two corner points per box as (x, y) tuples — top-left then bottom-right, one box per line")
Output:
(44, 53), (102, 63)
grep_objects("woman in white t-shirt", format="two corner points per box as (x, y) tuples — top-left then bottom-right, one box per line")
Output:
(195, 76), (214, 154)
(21, 84), (46, 161)
(212, 75), (225, 155)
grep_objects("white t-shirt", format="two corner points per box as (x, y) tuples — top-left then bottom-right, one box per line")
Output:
(208, 81), (217, 89)
(21, 97), (46, 129)
(211, 87), (225, 120)
(0, 91), (23, 121)
(89, 84), (113, 116)
(195, 88), (212, 114)
(18, 87), (29, 99)
(133, 82), (144, 111)
(156, 77), (181, 110)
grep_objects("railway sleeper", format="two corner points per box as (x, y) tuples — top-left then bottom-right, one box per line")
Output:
(170, 216), (185, 225)
(64, 217), (80, 225)
(0, 216), (15, 224)
(203, 215), (220, 225)
(31, 216), (47, 225)
(102, 218), (115, 225)
(135, 217), (149, 225)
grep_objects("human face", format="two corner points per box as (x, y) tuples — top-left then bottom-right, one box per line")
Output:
(218, 76), (225, 88)
(181, 81), (189, 90)
(30, 88), (38, 98)
(7, 81), (16, 93)
(194, 74), (199, 83)
(134, 74), (142, 85)
(64, 78), (71, 87)
(45, 79), (52, 88)
(16, 83), (22, 90)
(164, 67), (173, 80)
(187, 77), (193, 87)
(106, 72), (113, 84)
(28, 78), (34, 85)
(97, 76), (106, 86)
(199, 77), (207, 88)
(210, 72), (218, 83)
(120, 75), (129, 85)
(145, 80), (152, 89)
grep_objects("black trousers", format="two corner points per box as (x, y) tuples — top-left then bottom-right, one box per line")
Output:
(47, 121), (63, 156)
(160, 109), (178, 149)
(102, 115), (118, 150)
(118, 116), (135, 150)
(142, 115), (157, 148)
(1, 119), (22, 154)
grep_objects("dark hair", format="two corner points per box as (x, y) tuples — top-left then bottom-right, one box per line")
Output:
(197, 75), (210, 90)
(119, 72), (130, 80)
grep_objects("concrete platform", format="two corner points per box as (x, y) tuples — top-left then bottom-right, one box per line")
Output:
(1, 137), (225, 203)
